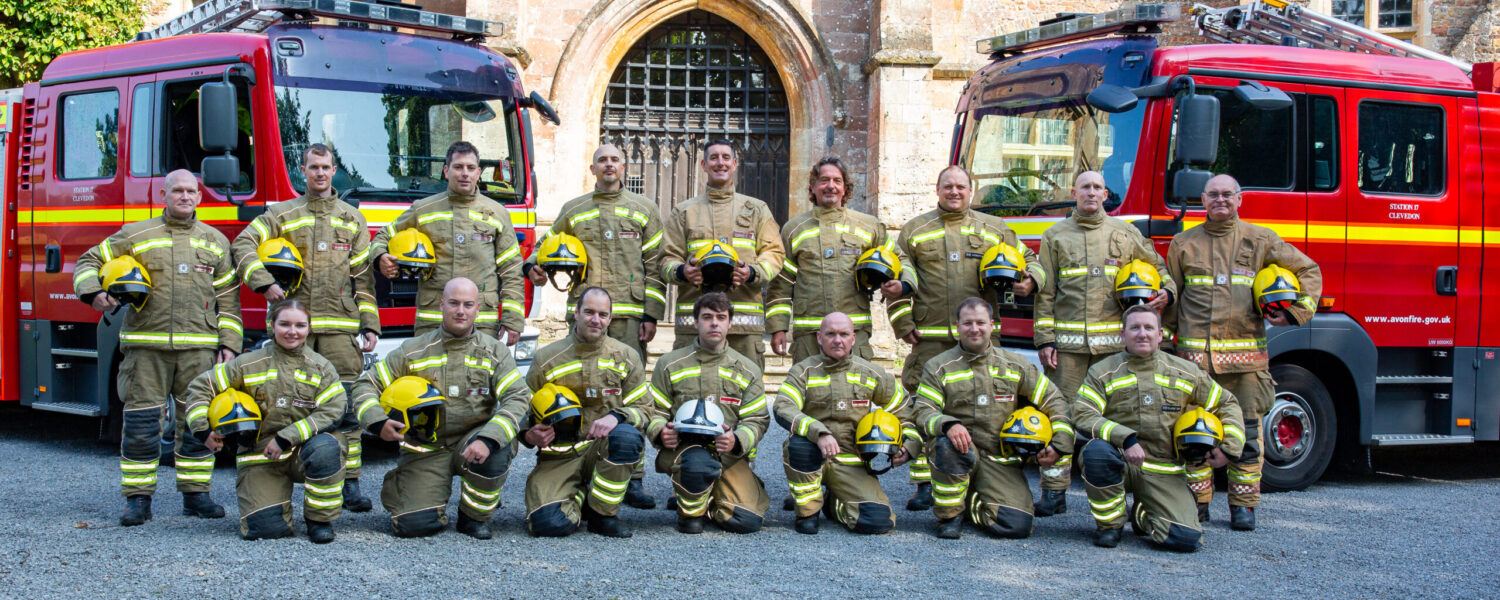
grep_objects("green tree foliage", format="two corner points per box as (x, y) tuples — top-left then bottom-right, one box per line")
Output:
(0, 0), (148, 88)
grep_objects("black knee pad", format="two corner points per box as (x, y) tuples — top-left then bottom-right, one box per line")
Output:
(678, 447), (721, 495)
(527, 503), (578, 537)
(392, 508), (445, 538)
(299, 434), (342, 479)
(1158, 523), (1202, 553)
(773, 413), (793, 431)
(984, 506), (1034, 539)
(786, 436), (824, 473)
(337, 391), (360, 431)
(1240, 421), (1262, 463)
(607, 424), (644, 464)
(932, 437), (976, 476)
(1080, 439), (1125, 487)
(469, 442), (513, 478)
(850, 502), (894, 535)
(242, 506), (292, 540)
(716, 506), (763, 534)
(121, 409), (161, 461)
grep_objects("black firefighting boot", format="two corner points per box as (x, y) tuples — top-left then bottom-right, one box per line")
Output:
(120, 496), (152, 527)
(584, 503), (633, 538)
(794, 514), (819, 535)
(783, 493), (796, 512)
(1094, 528), (1122, 548)
(342, 479), (373, 513)
(456, 512), (493, 540)
(623, 479), (656, 510)
(1230, 506), (1256, 531)
(182, 492), (225, 518)
(1197, 502), (1210, 525)
(1033, 489), (1067, 516)
(306, 519), (335, 544)
(935, 517), (962, 539)
(666, 495), (679, 511)
(905, 482), (934, 511)
(677, 516), (706, 534)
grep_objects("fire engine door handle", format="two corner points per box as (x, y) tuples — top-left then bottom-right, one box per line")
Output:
(44, 244), (61, 273)
(1435, 266), (1458, 296)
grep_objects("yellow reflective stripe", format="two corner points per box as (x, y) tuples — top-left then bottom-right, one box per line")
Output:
(731, 302), (764, 314)
(349, 246), (370, 267)
(131, 238), (173, 253)
(806, 375), (831, 388)
(1141, 461), (1185, 475)
(282, 216), (316, 232)
(1001, 368), (1022, 382)
(415, 310), (443, 322)
(73, 268), (99, 284)
(941, 370), (974, 385)
(888, 304), (911, 321)
(244, 369), (279, 386)
(374, 361), (394, 386)
(293, 369), (322, 386)
(359, 302), (378, 315)
(1173, 379), (1196, 394)
(310, 317), (359, 329)
(489, 415), (517, 443)
(186, 406), (209, 423)
(496, 244), (521, 265)
(1205, 382), (1225, 411)
(314, 384), (344, 406)
(644, 287), (666, 304)
(737, 394), (766, 416)
(1104, 375), (1138, 394)
(501, 300), (524, 315)
(417, 211), (453, 224)
(781, 259), (799, 274)
(669, 367), (701, 383)
(464, 356), (495, 373)
(218, 317), (242, 334)
(883, 387), (905, 412)
(1052, 422), (1075, 436)
(790, 228), (820, 251)
(545, 360), (583, 381)
(846, 372), (876, 389)
(911, 229), (945, 245)
(1033, 318), (1054, 327)
(410, 356), (447, 371)
(1031, 375), (1050, 402)
(916, 383), (944, 407)
(598, 359), (628, 377)
(642, 229), (664, 251)
(569, 209), (601, 227)
(496, 369), (522, 393)
(212, 363), (230, 391)
(624, 382), (651, 405)
(650, 385), (671, 408)
(1078, 385), (1105, 411)
(212, 270), (236, 288)
(1185, 276), (1216, 286)
(1154, 374), (1172, 387)
(1059, 267), (1089, 278)
(1231, 275), (1254, 286)
(767, 306), (794, 319)
(249, 218), (270, 240)
(1223, 423), (1245, 443)
(185, 238), (222, 254)
(1099, 420), (1118, 440)
(778, 381), (804, 409)
(99, 241), (116, 262)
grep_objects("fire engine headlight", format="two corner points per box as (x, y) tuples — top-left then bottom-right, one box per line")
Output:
(512, 338), (537, 362)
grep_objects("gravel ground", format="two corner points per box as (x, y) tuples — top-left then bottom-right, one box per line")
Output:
(0, 407), (1495, 599)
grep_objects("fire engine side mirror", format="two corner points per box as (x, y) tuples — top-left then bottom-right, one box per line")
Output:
(1173, 167), (1214, 202)
(1086, 84), (1138, 113)
(1174, 93), (1220, 165)
(202, 155), (240, 190)
(198, 81), (239, 153)
(524, 91), (560, 125)
(1233, 80), (1293, 111)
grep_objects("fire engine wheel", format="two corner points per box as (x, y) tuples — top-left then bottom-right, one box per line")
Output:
(1262, 364), (1337, 492)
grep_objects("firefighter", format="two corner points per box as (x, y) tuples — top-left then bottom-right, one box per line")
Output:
(184, 300), (347, 543)
(768, 157), (903, 363)
(773, 312), (921, 534)
(660, 138), (785, 370)
(1076, 305), (1246, 551)
(1163, 174), (1321, 531)
(230, 144), (380, 513)
(372, 141), (526, 344)
(645, 292), (770, 534)
(73, 169), (240, 527)
(523, 144), (664, 509)
(1031, 170), (1174, 516)
(911, 297), (1072, 539)
(888, 165), (1046, 511)
(521, 287), (652, 538)
(352, 278), (530, 539)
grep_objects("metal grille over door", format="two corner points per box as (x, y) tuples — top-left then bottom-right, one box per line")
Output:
(600, 10), (791, 222)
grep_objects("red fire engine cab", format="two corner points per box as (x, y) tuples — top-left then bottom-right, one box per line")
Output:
(0, 0), (553, 434)
(952, 1), (1499, 490)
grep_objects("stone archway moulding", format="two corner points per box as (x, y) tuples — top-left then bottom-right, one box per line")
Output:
(544, 0), (846, 216)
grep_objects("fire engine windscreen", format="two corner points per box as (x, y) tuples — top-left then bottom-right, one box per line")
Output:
(276, 85), (522, 200)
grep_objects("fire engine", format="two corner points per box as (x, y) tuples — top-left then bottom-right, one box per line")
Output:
(953, 1), (1500, 491)
(0, 0), (554, 435)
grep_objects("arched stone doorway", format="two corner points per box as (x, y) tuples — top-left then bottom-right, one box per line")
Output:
(599, 10), (791, 222)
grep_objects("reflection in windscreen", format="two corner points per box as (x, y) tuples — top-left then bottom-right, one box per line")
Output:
(964, 101), (1144, 217)
(276, 86), (514, 196)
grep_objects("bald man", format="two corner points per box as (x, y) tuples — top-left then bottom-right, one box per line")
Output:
(353, 277), (531, 539)
(1031, 170), (1172, 516)
(74, 168), (241, 527)
(773, 312), (920, 534)
(524, 143), (665, 509)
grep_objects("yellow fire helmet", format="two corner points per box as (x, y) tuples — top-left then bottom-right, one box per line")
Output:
(208, 388), (262, 436)
(998, 406), (1053, 459)
(389, 228), (437, 280)
(1114, 259), (1162, 309)
(535, 233), (588, 292)
(1254, 264), (1302, 317)
(855, 409), (902, 474)
(379, 376), (445, 444)
(99, 255), (153, 311)
(256, 237), (304, 295)
(529, 383), (583, 442)
(1173, 407), (1224, 463)
(854, 246), (903, 294)
(691, 240), (740, 290)
(979, 243), (1026, 291)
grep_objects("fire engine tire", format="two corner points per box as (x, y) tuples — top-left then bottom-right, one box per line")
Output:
(1262, 364), (1337, 493)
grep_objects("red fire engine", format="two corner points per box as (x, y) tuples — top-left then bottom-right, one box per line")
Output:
(0, 0), (552, 434)
(953, 1), (1499, 491)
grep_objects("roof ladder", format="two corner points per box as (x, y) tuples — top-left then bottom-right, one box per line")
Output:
(1192, 0), (1471, 74)
(138, 0), (502, 42)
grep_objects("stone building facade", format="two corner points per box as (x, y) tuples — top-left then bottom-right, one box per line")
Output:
(145, 0), (1500, 364)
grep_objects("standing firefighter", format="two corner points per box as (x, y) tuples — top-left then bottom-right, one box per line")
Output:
(185, 300), (347, 543)
(1164, 174), (1321, 531)
(889, 165), (1046, 511)
(231, 144), (380, 513)
(353, 278), (530, 539)
(521, 287), (652, 538)
(1076, 306), (1245, 551)
(773, 312), (921, 534)
(660, 138), (785, 370)
(74, 169), (239, 527)
(1032, 170), (1173, 516)
(911, 298), (1073, 539)
(646, 292), (770, 534)
(524, 143), (663, 509)
(768, 157), (901, 363)
(373, 141), (526, 344)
